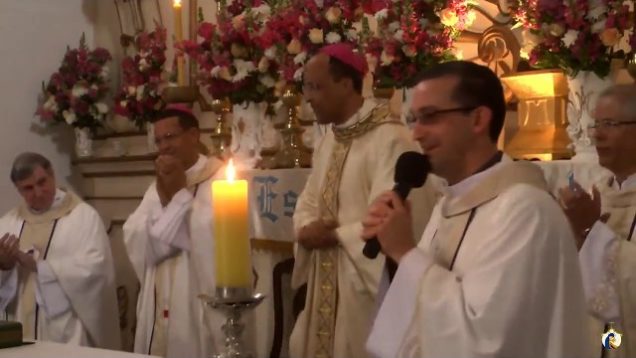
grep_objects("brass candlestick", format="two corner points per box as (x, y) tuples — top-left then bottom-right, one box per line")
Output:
(272, 87), (311, 168)
(209, 98), (232, 159)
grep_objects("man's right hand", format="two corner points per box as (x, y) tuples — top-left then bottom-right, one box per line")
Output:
(297, 219), (339, 249)
(0, 233), (19, 271)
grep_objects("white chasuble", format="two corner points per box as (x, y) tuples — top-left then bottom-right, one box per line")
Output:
(579, 174), (636, 358)
(0, 190), (120, 349)
(123, 155), (226, 358)
(290, 99), (437, 358)
(367, 157), (593, 358)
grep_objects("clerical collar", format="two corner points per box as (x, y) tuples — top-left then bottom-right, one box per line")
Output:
(29, 188), (67, 214)
(445, 152), (507, 198)
(612, 172), (636, 191)
(333, 98), (377, 129)
(186, 154), (206, 176)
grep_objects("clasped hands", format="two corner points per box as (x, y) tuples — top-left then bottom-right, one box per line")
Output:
(155, 155), (187, 207)
(361, 191), (416, 263)
(0, 233), (38, 272)
(297, 219), (339, 250)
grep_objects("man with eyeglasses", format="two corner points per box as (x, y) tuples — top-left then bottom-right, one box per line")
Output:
(289, 43), (437, 358)
(362, 61), (591, 358)
(123, 105), (225, 358)
(559, 84), (636, 357)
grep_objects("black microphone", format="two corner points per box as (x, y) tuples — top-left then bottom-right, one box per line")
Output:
(363, 151), (430, 259)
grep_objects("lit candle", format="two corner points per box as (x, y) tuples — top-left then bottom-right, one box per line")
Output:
(212, 159), (252, 292)
(173, 0), (186, 86)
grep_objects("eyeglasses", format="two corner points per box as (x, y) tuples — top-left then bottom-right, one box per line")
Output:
(406, 106), (477, 127)
(587, 119), (636, 131)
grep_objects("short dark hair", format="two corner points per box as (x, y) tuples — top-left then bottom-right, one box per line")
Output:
(10, 152), (53, 183)
(414, 61), (506, 142)
(328, 56), (363, 95)
(152, 108), (199, 130)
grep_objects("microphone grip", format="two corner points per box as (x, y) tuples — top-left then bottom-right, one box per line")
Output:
(362, 183), (412, 259)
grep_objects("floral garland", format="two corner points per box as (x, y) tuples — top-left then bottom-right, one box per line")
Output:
(36, 34), (111, 133)
(509, 0), (635, 78)
(366, 0), (474, 88)
(114, 25), (168, 129)
(257, 0), (368, 90)
(182, 1), (279, 107)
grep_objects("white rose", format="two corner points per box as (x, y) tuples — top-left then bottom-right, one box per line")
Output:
(346, 29), (358, 41)
(380, 50), (394, 65)
(624, 0), (634, 11)
(388, 21), (400, 32)
(260, 75), (275, 88)
(326, 32), (341, 44)
(586, 5), (607, 20)
(232, 59), (256, 82)
(294, 52), (307, 65)
(287, 38), (302, 55)
(548, 23), (565, 37)
(591, 19), (607, 34)
(394, 30), (404, 42)
(258, 57), (270, 73)
(139, 58), (150, 71)
(136, 85), (146, 101)
(71, 84), (88, 98)
(253, 4), (271, 17)
(375, 9), (388, 21)
(127, 86), (136, 96)
(325, 7), (342, 24)
(120, 100), (128, 108)
(562, 29), (579, 48)
(63, 110), (77, 125)
(308, 28), (324, 44)
(95, 102), (109, 114)
(43, 96), (58, 112)
(265, 46), (277, 59)
(293, 68), (304, 82)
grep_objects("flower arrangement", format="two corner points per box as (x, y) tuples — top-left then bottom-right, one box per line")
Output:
(366, 0), (474, 88)
(36, 34), (112, 133)
(182, 1), (279, 106)
(249, 0), (367, 90)
(509, 0), (635, 78)
(114, 25), (168, 129)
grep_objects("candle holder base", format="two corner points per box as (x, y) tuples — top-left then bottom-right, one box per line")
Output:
(200, 292), (265, 358)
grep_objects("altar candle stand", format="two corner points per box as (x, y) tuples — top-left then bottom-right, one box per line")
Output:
(202, 159), (263, 358)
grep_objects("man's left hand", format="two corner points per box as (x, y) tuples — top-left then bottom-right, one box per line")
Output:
(361, 191), (416, 263)
(16, 251), (38, 273)
(558, 181), (602, 248)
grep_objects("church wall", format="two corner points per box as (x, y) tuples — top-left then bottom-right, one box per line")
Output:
(0, 0), (97, 213)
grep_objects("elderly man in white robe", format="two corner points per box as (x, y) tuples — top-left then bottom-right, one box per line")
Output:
(559, 84), (636, 357)
(290, 43), (437, 358)
(362, 61), (592, 358)
(123, 106), (225, 358)
(0, 152), (120, 349)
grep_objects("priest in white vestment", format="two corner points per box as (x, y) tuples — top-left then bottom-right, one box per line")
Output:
(0, 152), (120, 349)
(559, 85), (636, 358)
(363, 61), (592, 358)
(123, 106), (225, 358)
(290, 44), (437, 358)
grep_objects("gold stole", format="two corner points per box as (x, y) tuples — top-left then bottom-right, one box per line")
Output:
(432, 161), (549, 269)
(150, 157), (222, 356)
(16, 191), (80, 340)
(309, 103), (399, 358)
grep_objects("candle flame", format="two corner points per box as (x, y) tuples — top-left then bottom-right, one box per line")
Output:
(173, 0), (182, 8)
(225, 159), (236, 182)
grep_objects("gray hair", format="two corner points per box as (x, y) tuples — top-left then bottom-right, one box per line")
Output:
(599, 84), (636, 120)
(10, 152), (53, 183)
